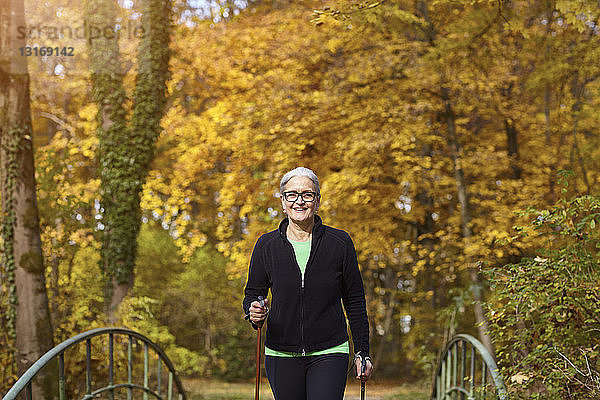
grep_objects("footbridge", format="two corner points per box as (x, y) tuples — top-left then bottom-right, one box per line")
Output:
(2, 329), (507, 400)
(2, 328), (187, 400)
(431, 334), (508, 399)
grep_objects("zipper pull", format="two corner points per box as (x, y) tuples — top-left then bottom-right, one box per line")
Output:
(302, 349), (306, 356)
(301, 275), (304, 288)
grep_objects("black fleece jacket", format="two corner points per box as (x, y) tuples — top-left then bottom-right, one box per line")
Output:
(243, 215), (370, 357)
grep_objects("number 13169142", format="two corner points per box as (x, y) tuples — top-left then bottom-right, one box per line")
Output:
(20, 46), (74, 56)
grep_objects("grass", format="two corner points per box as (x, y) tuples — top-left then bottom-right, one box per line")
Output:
(183, 378), (429, 400)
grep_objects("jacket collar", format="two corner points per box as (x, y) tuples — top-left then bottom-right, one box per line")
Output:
(278, 215), (325, 240)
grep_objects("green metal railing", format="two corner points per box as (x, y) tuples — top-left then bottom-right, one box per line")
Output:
(2, 327), (187, 400)
(431, 334), (508, 400)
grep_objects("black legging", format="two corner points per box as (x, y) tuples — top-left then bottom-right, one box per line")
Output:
(265, 353), (349, 400)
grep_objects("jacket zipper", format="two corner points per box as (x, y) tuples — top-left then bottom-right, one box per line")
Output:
(286, 229), (322, 356)
(285, 239), (306, 355)
(301, 283), (305, 356)
(301, 239), (316, 356)
(300, 235), (321, 356)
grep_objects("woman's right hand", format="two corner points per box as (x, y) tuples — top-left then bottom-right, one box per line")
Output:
(249, 298), (269, 325)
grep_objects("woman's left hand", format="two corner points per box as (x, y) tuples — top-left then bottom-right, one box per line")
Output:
(354, 356), (373, 381)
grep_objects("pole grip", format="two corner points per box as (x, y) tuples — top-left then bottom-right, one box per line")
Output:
(257, 296), (266, 328)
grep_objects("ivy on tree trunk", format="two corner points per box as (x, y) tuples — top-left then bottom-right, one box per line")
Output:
(85, 0), (172, 323)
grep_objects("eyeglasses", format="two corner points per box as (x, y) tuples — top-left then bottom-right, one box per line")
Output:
(282, 191), (319, 203)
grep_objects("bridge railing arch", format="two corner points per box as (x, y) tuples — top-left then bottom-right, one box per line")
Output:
(2, 327), (187, 400)
(431, 334), (508, 400)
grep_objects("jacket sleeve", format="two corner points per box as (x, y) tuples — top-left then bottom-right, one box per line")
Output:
(242, 236), (271, 330)
(341, 233), (370, 358)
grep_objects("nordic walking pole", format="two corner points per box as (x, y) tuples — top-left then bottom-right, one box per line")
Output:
(360, 356), (367, 400)
(255, 296), (266, 400)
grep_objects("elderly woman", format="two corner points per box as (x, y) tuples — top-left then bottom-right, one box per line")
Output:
(243, 167), (372, 400)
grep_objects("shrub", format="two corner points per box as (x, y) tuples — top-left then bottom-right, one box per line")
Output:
(486, 190), (600, 399)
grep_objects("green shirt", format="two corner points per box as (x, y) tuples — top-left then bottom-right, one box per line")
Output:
(264, 237), (349, 357)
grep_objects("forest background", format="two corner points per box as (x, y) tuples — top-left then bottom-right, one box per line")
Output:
(1, 0), (599, 398)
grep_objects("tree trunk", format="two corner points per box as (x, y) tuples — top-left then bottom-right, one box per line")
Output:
(372, 269), (398, 372)
(84, 0), (131, 323)
(85, 0), (172, 323)
(0, 0), (55, 395)
(415, 0), (495, 357)
(504, 118), (522, 180)
(441, 91), (495, 357)
(569, 78), (590, 195)
(544, 85), (557, 202)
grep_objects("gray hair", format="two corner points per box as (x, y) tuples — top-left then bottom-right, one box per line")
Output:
(280, 167), (320, 195)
